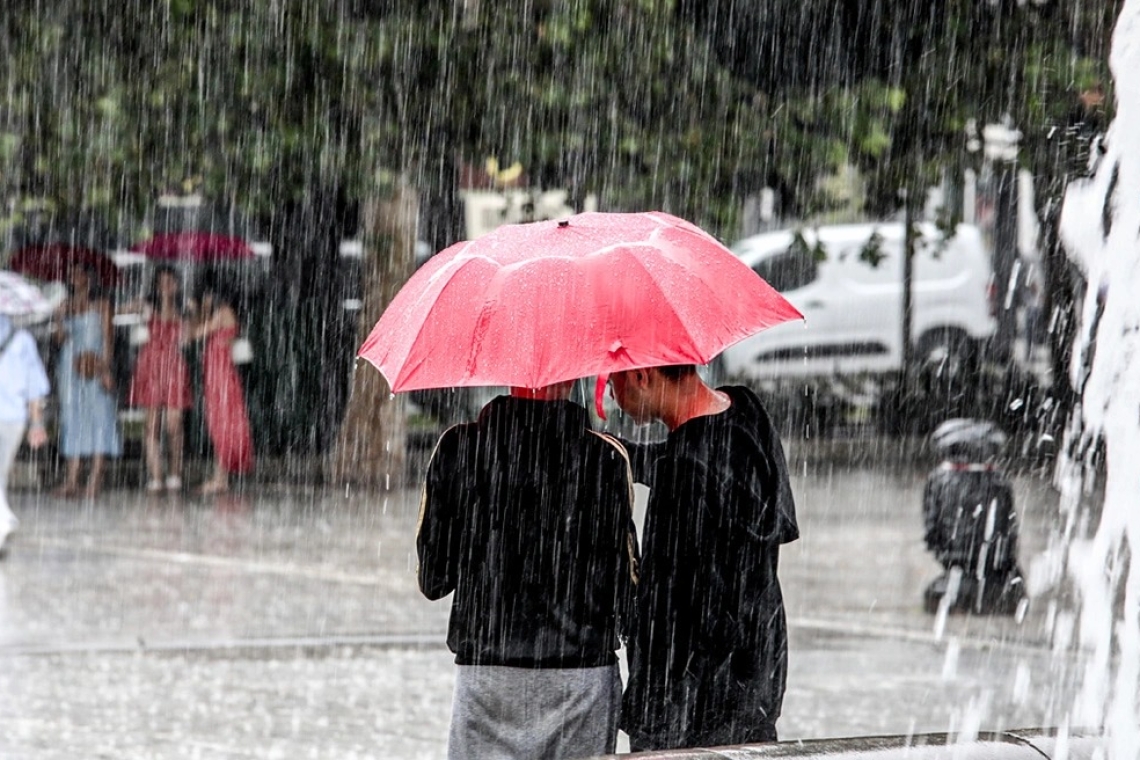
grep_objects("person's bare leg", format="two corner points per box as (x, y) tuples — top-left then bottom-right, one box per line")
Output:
(53, 458), (82, 497)
(198, 461), (229, 494)
(144, 408), (163, 489)
(165, 409), (184, 489)
(85, 455), (106, 499)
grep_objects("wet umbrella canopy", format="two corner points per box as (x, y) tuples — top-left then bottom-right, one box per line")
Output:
(130, 232), (254, 261)
(8, 243), (120, 290)
(930, 418), (1007, 462)
(357, 211), (802, 408)
(0, 270), (53, 317)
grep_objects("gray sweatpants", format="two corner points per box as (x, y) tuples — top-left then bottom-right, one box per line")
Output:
(448, 664), (620, 760)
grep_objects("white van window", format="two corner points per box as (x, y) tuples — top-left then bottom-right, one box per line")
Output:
(752, 246), (818, 292)
(839, 240), (902, 284)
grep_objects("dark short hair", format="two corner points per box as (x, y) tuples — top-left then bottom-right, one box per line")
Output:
(68, 262), (105, 300)
(148, 265), (184, 312)
(195, 267), (239, 310)
(656, 364), (698, 380)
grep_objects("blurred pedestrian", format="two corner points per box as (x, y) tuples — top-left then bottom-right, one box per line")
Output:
(186, 278), (252, 494)
(417, 381), (638, 760)
(608, 364), (798, 751)
(922, 419), (1024, 615)
(0, 314), (50, 555)
(128, 265), (192, 492)
(52, 264), (121, 498)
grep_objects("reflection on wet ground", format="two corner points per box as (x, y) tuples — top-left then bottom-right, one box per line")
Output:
(0, 459), (1088, 758)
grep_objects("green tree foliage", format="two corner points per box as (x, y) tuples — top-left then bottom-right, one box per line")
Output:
(0, 0), (1124, 457)
(1, 1), (1119, 236)
(0, 2), (761, 237)
(678, 0), (1120, 218)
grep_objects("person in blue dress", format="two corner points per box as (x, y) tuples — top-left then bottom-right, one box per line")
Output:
(51, 264), (121, 498)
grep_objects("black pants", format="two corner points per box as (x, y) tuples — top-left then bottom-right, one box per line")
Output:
(630, 721), (777, 752)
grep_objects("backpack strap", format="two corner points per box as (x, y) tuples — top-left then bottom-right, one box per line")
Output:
(0, 326), (23, 360)
(589, 429), (640, 585)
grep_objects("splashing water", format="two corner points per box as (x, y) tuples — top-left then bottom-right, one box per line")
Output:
(1057, 1), (1140, 755)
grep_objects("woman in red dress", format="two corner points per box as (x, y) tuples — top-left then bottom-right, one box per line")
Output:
(129, 266), (193, 493)
(187, 279), (253, 494)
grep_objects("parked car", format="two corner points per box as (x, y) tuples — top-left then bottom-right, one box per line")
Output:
(721, 222), (997, 388)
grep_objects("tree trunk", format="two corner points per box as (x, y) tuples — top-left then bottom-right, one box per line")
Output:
(991, 163), (1020, 362)
(251, 188), (355, 457)
(901, 195), (917, 389)
(328, 180), (419, 487)
(880, 193), (921, 437)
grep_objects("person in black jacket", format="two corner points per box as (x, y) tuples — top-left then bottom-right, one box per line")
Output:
(417, 380), (639, 760)
(609, 364), (798, 751)
(921, 419), (1024, 615)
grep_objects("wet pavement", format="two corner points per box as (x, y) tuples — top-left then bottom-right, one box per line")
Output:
(0, 449), (1091, 759)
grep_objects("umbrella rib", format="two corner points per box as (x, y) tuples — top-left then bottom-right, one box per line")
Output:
(462, 262), (514, 385)
(618, 247), (709, 362)
(364, 255), (489, 390)
(360, 211), (803, 392)
(619, 239), (793, 363)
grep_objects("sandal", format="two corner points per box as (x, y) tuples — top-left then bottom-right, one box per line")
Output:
(196, 480), (229, 496)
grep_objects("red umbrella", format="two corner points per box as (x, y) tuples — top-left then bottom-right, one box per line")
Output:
(8, 243), (119, 289)
(357, 211), (803, 413)
(131, 232), (253, 260)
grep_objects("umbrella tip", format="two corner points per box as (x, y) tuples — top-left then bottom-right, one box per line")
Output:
(557, 219), (570, 228)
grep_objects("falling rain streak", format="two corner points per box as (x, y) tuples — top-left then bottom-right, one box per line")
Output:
(0, 1), (1135, 759)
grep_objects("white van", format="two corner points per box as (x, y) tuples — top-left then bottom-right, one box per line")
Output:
(721, 222), (997, 384)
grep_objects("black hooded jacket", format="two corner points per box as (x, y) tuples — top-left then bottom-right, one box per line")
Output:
(622, 385), (798, 750)
(923, 463), (1019, 574)
(417, 395), (639, 668)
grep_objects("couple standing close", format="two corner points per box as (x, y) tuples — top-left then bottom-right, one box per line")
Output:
(418, 365), (799, 758)
(127, 265), (253, 495)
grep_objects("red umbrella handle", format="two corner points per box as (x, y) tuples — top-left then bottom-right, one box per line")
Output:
(594, 373), (609, 421)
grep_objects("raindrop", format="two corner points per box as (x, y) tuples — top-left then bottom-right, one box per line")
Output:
(941, 638), (961, 680)
(1012, 662), (1032, 704)
(1015, 596), (1029, 623)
